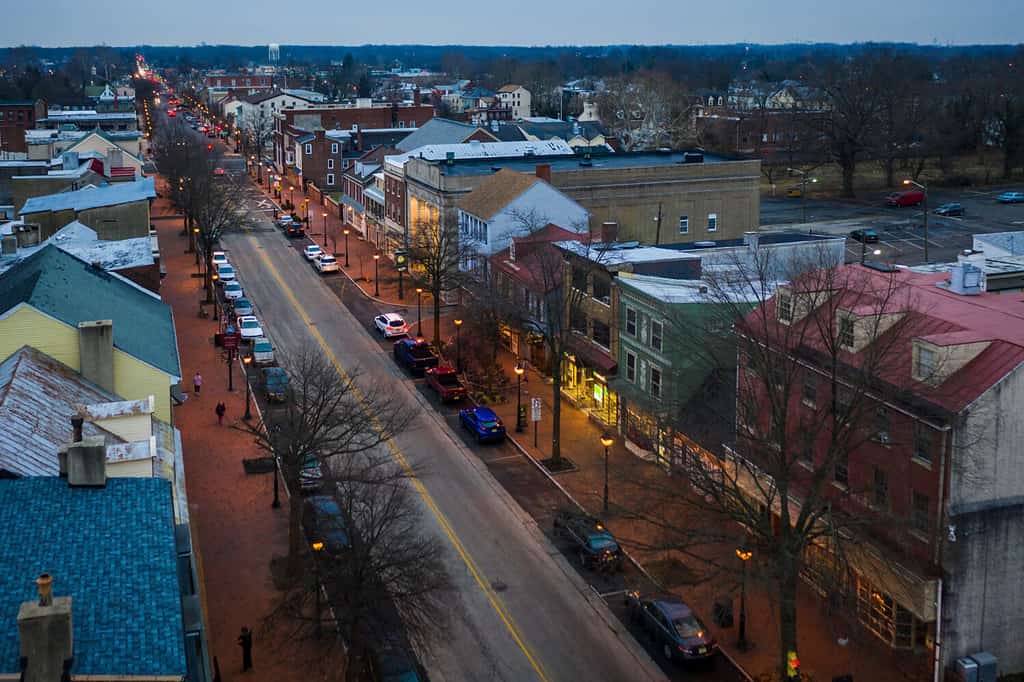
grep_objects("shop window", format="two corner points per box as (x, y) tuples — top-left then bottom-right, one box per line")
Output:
(625, 307), (637, 336)
(626, 351), (636, 382)
(650, 320), (663, 352)
(592, 320), (611, 349)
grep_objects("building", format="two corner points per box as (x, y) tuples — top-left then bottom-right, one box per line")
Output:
(292, 126), (411, 194)
(204, 72), (274, 90)
(0, 245), (181, 422)
(496, 119), (608, 151)
(0, 100), (47, 154)
(18, 176), (156, 239)
(737, 262), (1024, 676)
(498, 85), (532, 120)
(35, 109), (138, 133)
(24, 127), (143, 161)
(341, 147), (394, 242)
(223, 88), (324, 131)
(394, 118), (498, 153)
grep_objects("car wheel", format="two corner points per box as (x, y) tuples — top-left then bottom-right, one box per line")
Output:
(663, 643), (673, 662)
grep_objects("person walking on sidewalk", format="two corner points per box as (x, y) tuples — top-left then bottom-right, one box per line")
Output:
(237, 626), (253, 672)
(193, 372), (203, 397)
(215, 402), (226, 426)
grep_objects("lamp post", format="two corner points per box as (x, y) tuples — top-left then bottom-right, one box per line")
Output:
(600, 433), (613, 513)
(289, 185), (295, 208)
(242, 355), (253, 420)
(453, 318), (463, 372)
(736, 546), (753, 651)
(343, 229), (350, 267)
(322, 212), (328, 248)
(903, 179), (929, 263)
(860, 242), (882, 265)
(193, 227), (200, 268)
(311, 540), (324, 639)
(514, 362), (525, 432)
(210, 273), (219, 316)
(416, 288), (424, 337)
(373, 254), (380, 297)
(787, 168), (817, 224)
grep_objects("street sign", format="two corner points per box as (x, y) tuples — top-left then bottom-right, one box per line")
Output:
(531, 397), (542, 422)
(395, 249), (408, 272)
(222, 333), (240, 351)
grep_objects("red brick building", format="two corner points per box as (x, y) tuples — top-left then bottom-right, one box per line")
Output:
(0, 100), (47, 154)
(204, 73), (274, 89)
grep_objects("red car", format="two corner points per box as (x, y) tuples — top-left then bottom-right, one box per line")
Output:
(425, 366), (466, 402)
(885, 190), (924, 207)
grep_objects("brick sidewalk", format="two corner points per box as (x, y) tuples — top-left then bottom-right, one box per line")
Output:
(154, 181), (342, 680)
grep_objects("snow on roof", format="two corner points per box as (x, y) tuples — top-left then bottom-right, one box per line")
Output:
(78, 397), (153, 421)
(20, 176), (155, 215)
(617, 272), (770, 304)
(385, 139), (573, 170)
(42, 110), (137, 121)
(556, 240), (700, 267)
(0, 220), (152, 275)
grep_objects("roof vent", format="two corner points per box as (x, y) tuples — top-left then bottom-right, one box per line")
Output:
(943, 263), (984, 296)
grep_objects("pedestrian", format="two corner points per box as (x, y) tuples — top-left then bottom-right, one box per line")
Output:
(193, 372), (203, 397)
(237, 626), (253, 672)
(215, 402), (226, 426)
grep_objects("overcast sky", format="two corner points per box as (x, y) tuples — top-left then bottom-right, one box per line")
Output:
(3, 0), (1021, 47)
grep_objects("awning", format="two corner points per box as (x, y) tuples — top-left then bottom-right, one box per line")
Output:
(567, 335), (617, 374)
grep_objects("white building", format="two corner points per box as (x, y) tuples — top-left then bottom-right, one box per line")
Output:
(498, 85), (531, 120)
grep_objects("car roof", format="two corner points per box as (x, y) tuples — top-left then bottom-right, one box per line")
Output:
(306, 244), (321, 249)
(473, 406), (498, 420)
(382, 312), (405, 321)
(648, 594), (695, 619)
(238, 315), (258, 322)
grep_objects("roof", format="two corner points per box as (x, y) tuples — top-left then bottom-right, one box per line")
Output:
(438, 149), (729, 177)
(617, 272), (766, 304)
(20, 176), (155, 215)
(387, 139), (574, 170)
(516, 120), (605, 141)
(0, 221), (152, 276)
(490, 225), (582, 294)
(498, 84), (524, 93)
(661, 231), (841, 252)
(395, 118), (487, 152)
(0, 477), (185, 677)
(974, 230), (1024, 257)
(557, 240), (701, 268)
(0, 245), (180, 379)
(457, 169), (539, 220)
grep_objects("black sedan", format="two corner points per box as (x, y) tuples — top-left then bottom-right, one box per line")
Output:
(933, 203), (964, 216)
(849, 228), (879, 244)
(286, 224), (306, 239)
(553, 509), (624, 571)
(627, 592), (718, 663)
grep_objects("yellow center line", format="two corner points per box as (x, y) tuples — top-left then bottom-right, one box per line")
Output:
(249, 236), (551, 682)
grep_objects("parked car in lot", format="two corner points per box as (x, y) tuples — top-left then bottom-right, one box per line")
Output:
(553, 508), (624, 571)
(458, 406), (506, 443)
(849, 229), (879, 244)
(314, 255), (340, 273)
(251, 337), (274, 366)
(302, 495), (350, 554)
(261, 366), (289, 402)
(215, 263), (236, 282)
(287, 224), (306, 239)
(232, 297), (253, 316)
(236, 315), (264, 340)
(211, 251), (229, 267)
(998, 191), (1024, 204)
(933, 202), (964, 216)
(885, 190), (924, 207)
(393, 338), (439, 375)
(626, 592), (718, 663)
(223, 281), (244, 300)
(425, 366), (466, 402)
(304, 244), (323, 261)
(374, 313), (409, 338)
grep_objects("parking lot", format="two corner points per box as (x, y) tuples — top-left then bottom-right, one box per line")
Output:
(762, 185), (1024, 266)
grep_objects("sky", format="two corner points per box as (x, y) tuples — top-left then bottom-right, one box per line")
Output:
(3, 0), (1022, 47)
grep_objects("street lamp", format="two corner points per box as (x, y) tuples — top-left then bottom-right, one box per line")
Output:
(787, 168), (817, 224)
(311, 540), (324, 639)
(289, 185), (295, 207)
(860, 243), (882, 265)
(416, 288), (424, 336)
(453, 318), (463, 372)
(343, 228), (350, 267)
(600, 433), (614, 513)
(373, 254), (380, 297)
(210, 273), (219, 317)
(242, 355), (253, 420)
(514, 362), (525, 432)
(903, 179), (929, 263)
(736, 546), (753, 651)
(192, 227), (200, 267)
(322, 212), (328, 248)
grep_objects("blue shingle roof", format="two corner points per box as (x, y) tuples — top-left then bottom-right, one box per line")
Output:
(0, 477), (185, 677)
(20, 176), (155, 215)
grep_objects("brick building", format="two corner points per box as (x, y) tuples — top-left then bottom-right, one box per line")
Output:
(0, 100), (46, 154)
(291, 127), (411, 194)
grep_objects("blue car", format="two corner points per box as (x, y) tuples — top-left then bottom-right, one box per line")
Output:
(458, 406), (506, 443)
(998, 191), (1024, 204)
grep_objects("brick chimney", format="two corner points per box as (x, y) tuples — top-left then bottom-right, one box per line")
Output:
(535, 163), (551, 183)
(77, 320), (114, 393)
(356, 125), (363, 151)
(601, 221), (619, 244)
(66, 435), (106, 487)
(413, 89), (421, 107)
(71, 416), (84, 443)
(17, 573), (73, 682)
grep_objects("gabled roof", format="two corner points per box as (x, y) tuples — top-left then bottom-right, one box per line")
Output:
(20, 176), (155, 215)
(498, 84), (524, 93)
(395, 118), (494, 152)
(457, 169), (539, 220)
(0, 477), (185, 677)
(0, 245), (180, 379)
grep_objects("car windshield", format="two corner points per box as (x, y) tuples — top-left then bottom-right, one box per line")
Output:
(672, 614), (705, 639)
(587, 534), (619, 552)
(320, 257), (336, 264)
(241, 320), (259, 329)
(480, 419), (499, 428)
(254, 341), (271, 351)
(437, 373), (459, 386)
(308, 247), (320, 253)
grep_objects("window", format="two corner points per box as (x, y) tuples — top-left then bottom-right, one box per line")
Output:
(874, 406), (891, 443)
(873, 467), (889, 509)
(650, 320), (663, 352)
(626, 351), (637, 382)
(917, 346), (937, 380)
(572, 267), (588, 292)
(592, 276), (611, 305)
(834, 451), (849, 487)
(625, 308), (637, 336)
(326, 173), (335, 186)
(913, 422), (933, 464)
(799, 433), (814, 464)
(343, 160), (350, 169)
(707, 213), (718, 232)
(331, 143), (338, 154)
(911, 492), (930, 534)
(678, 215), (689, 234)
(304, 143), (312, 155)
(777, 292), (793, 322)
(570, 308), (586, 333)
(650, 367), (662, 399)
(592, 320), (611, 349)
(399, 121), (406, 128)
(838, 316), (855, 349)
(327, 158), (334, 170)
(802, 372), (817, 407)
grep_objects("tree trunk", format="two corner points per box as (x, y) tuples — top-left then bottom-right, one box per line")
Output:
(883, 156), (895, 188)
(432, 289), (442, 347)
(777, 557), (800, 680)
(287, 475), (303, 577)
(841, 160), (857, 198)
(550, 353), (562, 462)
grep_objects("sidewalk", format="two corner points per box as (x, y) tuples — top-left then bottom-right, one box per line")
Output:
(154, 180), (342, 680)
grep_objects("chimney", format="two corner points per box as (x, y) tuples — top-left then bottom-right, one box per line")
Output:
(601, 221), (619, 244)
(535, 163), (551, 183)
(71, 416), (84, 443)
(413, 89), (421, 106)
(17, 573), (73, 682)
(66, 435), (106, 487)
(356, 125), (363, 151)
(744, 231), (760, 250)
(77, 320), (114, 393)
(1, 234), (17, 256)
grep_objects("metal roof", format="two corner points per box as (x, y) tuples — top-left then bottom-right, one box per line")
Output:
(395, 118), (492, 152)
(20, 176), (155, 215)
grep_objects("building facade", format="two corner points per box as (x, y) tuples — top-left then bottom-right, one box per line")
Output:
(0, 100), (46, 154)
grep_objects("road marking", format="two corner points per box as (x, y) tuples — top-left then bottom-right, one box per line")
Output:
(248, 236), (552, 682)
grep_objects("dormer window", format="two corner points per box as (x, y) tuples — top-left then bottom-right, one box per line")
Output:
(777, 292), (793, 323)
(916, 346), (937, 381)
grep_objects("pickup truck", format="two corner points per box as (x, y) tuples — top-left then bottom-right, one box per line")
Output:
(251, 337), (274, 366)
(261, 366), (289, 402)
(425, 366), (466, 402)
(392, 339), (439, 376)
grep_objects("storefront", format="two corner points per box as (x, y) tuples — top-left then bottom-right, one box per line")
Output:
(562, 339), (618, 427)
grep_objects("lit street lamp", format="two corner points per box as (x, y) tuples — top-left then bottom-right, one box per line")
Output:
(861, 243), (882, 265)
(343, 228), (350, 267)
(453, 318), (463, 373)
(373, 254), (380, 297)
(242, 355), (253, 420)
(514, 362), (525, 432)
(903, 179), (929, 263)
(192, 227), (200, 267)
(600, 433), (613, 513)
(736, 546), (753, 651)
(322, 212), (328, 248)
(311, 539), (324, 639)
(210, 273), (219, 316)
(787, 168), (817, 224)
(416, 288), (424, 336)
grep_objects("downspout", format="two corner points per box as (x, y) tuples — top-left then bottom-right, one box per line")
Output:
(932, 425), (952, 682)
(933, 577), (943, 682)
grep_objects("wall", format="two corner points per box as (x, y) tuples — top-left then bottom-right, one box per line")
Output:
(78, 201), (151, 240)
(482, 183), (590, 256)
(93, 411), (152, 442)
(12, 171), (105, 214)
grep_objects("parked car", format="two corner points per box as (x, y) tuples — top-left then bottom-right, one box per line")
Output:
(849, 229), (879, 244)
(626, 592), (718, 663)
(277, 215), (294, 227)
(233, 298), (253, 316)
(211, 250), (229, 267)
(393, 338), (439, 375)
(314, 255), (340, 274)
(933, 202), (964, 216)
(365, 637), (429, 682)
(236, 315), (264, 340)
(302, 495), (350, 554)
(553, 508), (624, 571)
(215, 263), (236, 282)
(213, 167), (226, 177)
(374, 313), (409, 339)
(458, 406), (506, 443)
(885, 190), (925, 207)
(251, 337), (274, 366)
(998, 191), (1024, 204)
(287, 224), (306, 239)
(300, 454), (323, 494)
(223, 281), (244, 300)
(261, 366), (289, 402)
(304, 244), (323, 261)
(425, 366), (466, 402)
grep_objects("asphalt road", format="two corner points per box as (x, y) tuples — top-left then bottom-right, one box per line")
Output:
(215, 161), (669, 682)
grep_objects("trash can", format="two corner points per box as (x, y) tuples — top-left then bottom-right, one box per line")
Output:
(713, 596), (733, 628)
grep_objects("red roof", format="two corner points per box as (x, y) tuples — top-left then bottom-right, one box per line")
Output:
(490, 224), (585, 293)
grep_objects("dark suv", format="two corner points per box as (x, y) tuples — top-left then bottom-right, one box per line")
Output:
(627, 592), (718, 663)
(553, 509), (624, 571)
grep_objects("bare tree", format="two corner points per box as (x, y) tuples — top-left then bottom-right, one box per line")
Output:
(236, 347), (411, 576)
(596, 73), (695, 151)
(240, 107), (274, 182)
(408, 213), (475, 347)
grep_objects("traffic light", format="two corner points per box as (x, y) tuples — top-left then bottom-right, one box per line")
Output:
(786, 650), (800, 678)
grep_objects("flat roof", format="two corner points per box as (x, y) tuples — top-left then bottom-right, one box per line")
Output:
(20, 177), (155, 215)
(658, 231), (842, 252)
(438, 150), (729, 177)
